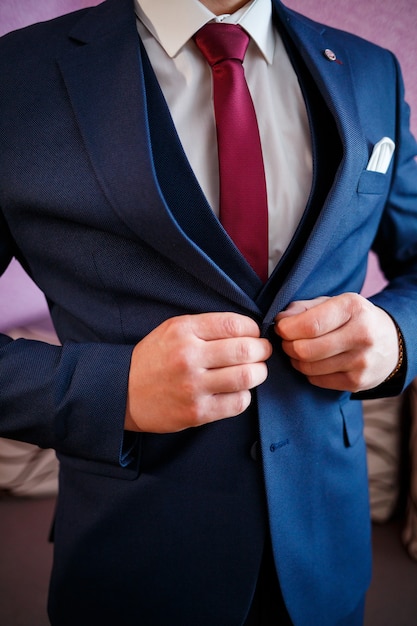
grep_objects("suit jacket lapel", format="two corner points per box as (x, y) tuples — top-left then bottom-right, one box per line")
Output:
(260, 1), (369, 325)
(56, 0), (369, 320)
(139, 38), (263, 299)
(56, 0), (262, 313)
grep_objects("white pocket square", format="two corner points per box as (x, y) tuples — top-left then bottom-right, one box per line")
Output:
(366, 137), (395, 174)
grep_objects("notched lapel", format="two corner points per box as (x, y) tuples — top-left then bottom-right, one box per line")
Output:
(274, 1), (366, 157)
(56, 0), (164, 249)
(56, 0), (260, 312)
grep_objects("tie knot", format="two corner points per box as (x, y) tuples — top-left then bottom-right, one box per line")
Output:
(194, 23), (250, 67)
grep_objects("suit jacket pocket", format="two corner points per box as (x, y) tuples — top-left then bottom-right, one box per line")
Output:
(357, 170), (389, 195)
(58, 437), (141, 481)
(340, 399), (364, 447)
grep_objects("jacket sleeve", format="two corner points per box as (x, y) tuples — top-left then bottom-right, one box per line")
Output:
(0, 332), (135, 467)
(0, 214), (136, 468)
(366, 54), (417, 394)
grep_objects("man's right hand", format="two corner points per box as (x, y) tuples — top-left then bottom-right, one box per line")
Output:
(124, 312), (272, 433)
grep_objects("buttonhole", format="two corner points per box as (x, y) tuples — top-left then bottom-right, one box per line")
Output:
(270, 439), (290, 452)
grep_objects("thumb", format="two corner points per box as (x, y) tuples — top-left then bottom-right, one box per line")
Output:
(276, 297), (330, 321)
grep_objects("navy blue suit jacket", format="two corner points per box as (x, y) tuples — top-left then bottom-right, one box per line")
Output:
(1, 1), (417, 624)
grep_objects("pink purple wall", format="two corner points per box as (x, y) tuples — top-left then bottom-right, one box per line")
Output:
(287, 0), (417, 135)
(0, 0), (416, 331)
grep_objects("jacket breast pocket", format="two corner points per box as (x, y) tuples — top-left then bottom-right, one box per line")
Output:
(357, 170), (390, 195)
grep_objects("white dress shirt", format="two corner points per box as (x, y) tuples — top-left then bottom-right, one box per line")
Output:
(134, 0), (312, 275)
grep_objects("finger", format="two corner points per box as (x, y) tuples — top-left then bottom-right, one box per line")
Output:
(281, 326), (353, 363)
(184, 363), (269, 427)
(202, 389), (253, 422)
(301, 370), (372, 394)
(288, 348), (366, 377)
(275, 297), (329, 321)
(204, 362), (269, 394)
(203, 337), (272, 369)
(301, 373), (356, 393)
(189, 312), (261, 341)
(276, 294), (358, 340)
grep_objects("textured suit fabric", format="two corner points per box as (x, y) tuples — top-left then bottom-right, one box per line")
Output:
(1, 0), (417, 624)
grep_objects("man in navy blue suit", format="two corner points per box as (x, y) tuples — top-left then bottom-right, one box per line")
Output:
(1, 0), (417, 624)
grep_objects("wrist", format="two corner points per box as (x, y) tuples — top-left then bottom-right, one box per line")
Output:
(384, 323), (404, 383)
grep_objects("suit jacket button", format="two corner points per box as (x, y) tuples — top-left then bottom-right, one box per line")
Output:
(323, 48), (337, 61)
(250, 441), (259, 462)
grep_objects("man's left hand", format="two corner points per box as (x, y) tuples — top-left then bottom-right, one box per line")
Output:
(275, 293), (400, 393)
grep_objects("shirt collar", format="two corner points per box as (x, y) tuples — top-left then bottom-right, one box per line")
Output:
(134, 0), (275, 64)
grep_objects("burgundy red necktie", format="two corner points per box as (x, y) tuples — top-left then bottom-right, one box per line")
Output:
(194, 23), (268, 282)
